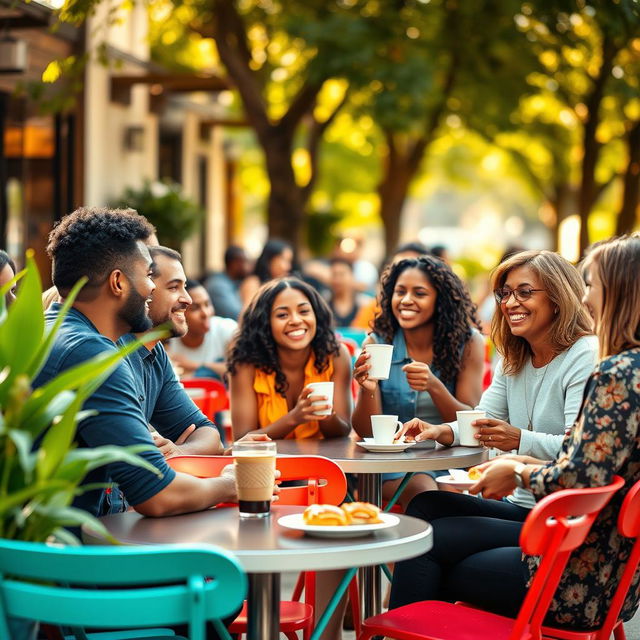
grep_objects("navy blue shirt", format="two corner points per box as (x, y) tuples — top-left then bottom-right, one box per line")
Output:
(119, 334), (213, 433)
(33, 305), (176, 517)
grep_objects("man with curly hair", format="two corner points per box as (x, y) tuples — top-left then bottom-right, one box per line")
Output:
(34, 207), (258, 519)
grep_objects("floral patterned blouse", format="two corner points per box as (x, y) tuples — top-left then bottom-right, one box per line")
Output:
(528, 347), (640, 630)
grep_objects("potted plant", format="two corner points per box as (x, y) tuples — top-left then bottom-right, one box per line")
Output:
(112, 180), (204, 249)
(0, 251), (165, 638)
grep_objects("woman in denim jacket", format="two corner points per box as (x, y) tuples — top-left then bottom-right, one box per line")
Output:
(352, 255), (486, 507)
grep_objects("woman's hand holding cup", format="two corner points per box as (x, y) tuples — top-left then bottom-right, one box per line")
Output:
(353, 350), (378, 393)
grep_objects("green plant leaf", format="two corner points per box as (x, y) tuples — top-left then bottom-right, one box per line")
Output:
(17, 327), (166, 438)
(0, 268), (25, 326)
(37, 392), (86, 482)
(63, 444), (162, 476)
(7, 429), (35, 479)
(25, 276), (87, 380)
(19, 390), (76, 443)
(0, 252), (44, 392)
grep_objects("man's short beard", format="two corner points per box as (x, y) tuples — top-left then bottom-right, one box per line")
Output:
(120, 285), (152, 333)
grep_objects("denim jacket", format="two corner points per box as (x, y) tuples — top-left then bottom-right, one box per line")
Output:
(375, 331), (456, 424)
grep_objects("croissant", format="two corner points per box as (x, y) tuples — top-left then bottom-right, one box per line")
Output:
(340, 502), (382, 525)
(303, 504), (351, 526)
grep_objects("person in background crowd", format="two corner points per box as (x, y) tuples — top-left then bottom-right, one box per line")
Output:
(353, 255), (486, 507)
(0, 250), (17, 307)
(393, 234), (640, 630)
(239, 238), (294, 307)
(430, 245), (450, 264)
(328, 257), (372, 328)
(203, 245), (250, 320)
(227, 276), (353, 640)
(390, 249), (598, 610)
(167, 279), (237, 381)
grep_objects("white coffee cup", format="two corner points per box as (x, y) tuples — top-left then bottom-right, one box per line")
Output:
(364, 344), (394, 380)
(457, 410), (486, 447)
(306, 382), (334, 416)
(371, 414), (403, 444)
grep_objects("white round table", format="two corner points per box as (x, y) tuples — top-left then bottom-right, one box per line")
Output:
(84, 504), (432, 640)
(276, 437), (487, 618)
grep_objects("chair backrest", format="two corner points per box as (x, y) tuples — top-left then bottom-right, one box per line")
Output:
(182, 377), (229, 416)
(510, 475), (625, 640)
(168, 454), (347, 506)
(595, 477), (640, 639)
(0, 540), (246, 640)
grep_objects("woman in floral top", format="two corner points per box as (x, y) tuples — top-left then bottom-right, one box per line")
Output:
(395, 234), (640, 630)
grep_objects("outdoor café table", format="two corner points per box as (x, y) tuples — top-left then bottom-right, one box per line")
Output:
(83, 503), (432, 640)
(276, 437), (488, 618)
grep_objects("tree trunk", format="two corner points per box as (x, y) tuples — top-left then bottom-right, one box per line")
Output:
(377, 139), (420, 256)
(259, 129), (304, 246)
(577, 37), (616, 254)
(616, 120), (640, 236)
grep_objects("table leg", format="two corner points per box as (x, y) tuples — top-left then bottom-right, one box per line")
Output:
(357, 472), (382, 620)
(247, 572), (280, 640)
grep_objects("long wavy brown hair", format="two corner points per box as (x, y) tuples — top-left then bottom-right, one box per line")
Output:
(491, 250), (592, 375)
(583, 233), (640, 359)
(373, 256), (481, 387)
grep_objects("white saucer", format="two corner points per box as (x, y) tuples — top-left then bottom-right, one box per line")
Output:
(436, 474), (477, 491)
(355, 438), (418, 453)
(278, 512), (399, 538)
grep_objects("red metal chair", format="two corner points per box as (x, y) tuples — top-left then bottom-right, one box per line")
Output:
(357, 475), (625, 640)
(182, 377), (229, 417)
(167, 454), (360, 639)
(535, 477), (640, 640)
(182, 377), (231, 441)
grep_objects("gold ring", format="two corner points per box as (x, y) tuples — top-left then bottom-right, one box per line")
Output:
(488, 435), (492, 441)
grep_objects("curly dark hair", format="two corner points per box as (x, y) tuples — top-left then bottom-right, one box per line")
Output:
(227, 277), (339, 397)
(47, 207), (155, 296)
(373, 256), (481, 387)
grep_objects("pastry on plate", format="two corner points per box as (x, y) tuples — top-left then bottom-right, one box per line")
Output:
(340, 501), (382, 525)
(303, 504), (351, 526)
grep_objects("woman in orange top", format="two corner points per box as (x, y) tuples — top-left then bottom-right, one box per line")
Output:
(228, 277), (352, 441)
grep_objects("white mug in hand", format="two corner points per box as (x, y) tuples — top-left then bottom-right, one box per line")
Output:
(457, 410), (486, 447)
(364, 344), (394, 380)
(306, 382), (334, 416)
(371, 414), (403, 444)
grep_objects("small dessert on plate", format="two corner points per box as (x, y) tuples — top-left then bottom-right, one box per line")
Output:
(467, 466), (482, 481)
(341, 502), (382, 524)
(303, 504), (351, 526)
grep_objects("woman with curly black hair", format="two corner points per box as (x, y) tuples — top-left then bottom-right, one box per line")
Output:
(228, 277), (352, 441)
(352, 255), (486, 505)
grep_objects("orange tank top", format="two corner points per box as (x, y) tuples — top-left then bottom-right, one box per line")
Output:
(253, 354), (334, 439)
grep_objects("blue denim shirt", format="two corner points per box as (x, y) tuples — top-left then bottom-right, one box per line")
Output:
(376, 331), (456, 424)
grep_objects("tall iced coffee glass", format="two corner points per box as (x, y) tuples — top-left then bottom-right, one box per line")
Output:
(232, 440), (277, 518)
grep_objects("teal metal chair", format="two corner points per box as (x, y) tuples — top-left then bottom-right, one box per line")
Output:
(0, 540), (247, 640)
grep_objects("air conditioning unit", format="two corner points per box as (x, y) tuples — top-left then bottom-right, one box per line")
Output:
(0, 36), (27, 74)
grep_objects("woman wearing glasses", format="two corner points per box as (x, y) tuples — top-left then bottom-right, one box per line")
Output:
(389, 249), (597, 608)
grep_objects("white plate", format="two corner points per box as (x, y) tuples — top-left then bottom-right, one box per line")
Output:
(436, 474), (477, 491)
(355, 438), (418, 453)
(278, 512), (400, 539)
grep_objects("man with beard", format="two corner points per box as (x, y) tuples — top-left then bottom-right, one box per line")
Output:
(126, 246), (225, 458)
(34, 208), (254, 519)
(100, 246), (228, 513)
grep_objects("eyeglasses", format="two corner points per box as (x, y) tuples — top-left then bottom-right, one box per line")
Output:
(493, 287), (545, 304)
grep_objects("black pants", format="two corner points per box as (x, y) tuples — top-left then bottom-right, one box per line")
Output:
(389, 491), (530, 617)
